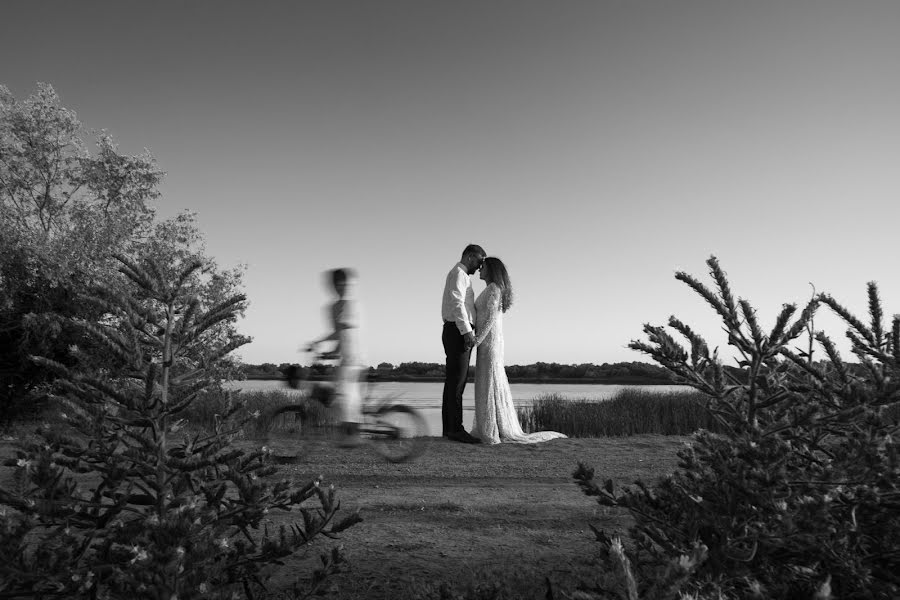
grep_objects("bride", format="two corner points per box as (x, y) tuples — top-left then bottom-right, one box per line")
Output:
(470, 257), (567, 445)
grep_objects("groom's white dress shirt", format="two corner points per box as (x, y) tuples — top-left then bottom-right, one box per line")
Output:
(442, 262), (476, 335)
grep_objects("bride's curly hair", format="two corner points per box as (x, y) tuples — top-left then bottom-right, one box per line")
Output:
(482, 257), (513, 312)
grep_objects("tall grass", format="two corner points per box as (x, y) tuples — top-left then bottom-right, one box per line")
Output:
(178, 388), (329, 436)
(518, 388), (721, 437)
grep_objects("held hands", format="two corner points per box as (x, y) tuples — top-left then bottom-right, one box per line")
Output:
(464, 331), (476, 350)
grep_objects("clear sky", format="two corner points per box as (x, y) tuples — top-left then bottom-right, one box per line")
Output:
(4, 1), (900, 367)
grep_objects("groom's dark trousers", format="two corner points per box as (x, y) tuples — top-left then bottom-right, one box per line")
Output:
(442, 321), (472, 435)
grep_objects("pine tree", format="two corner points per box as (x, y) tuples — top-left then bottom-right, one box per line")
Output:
(575, 256), (900, 599)
(0, 255), (360, 599)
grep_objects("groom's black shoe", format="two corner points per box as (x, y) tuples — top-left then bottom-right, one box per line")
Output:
(446, 431), (481, 444)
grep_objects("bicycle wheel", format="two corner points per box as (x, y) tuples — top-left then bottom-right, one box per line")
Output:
(365, 404), (428, 463)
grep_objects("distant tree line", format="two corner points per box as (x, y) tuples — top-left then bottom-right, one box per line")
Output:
(239, 360), (679, 384)
(240, 358), (875, 385)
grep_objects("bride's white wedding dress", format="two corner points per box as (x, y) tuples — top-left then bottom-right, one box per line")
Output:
(470, 283), (567, 445)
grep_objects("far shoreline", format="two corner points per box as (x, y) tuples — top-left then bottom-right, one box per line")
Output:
(243, 374), (676, 386)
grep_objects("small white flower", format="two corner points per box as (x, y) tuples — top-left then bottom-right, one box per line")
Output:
(130, 546), (149, 564)
(176, 546), (185, 558)
(217, 537), (230, 550)
(16, 458), (31, 469)
(251, 410), (261, 419)
(199, 583), (208, 594)
(81, 572), (95, 591)
(815, 575), (833, 600)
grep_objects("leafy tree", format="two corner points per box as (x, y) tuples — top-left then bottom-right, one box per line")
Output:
(575, 256), (899, 599)
(0, 83), (161, 275)
(0, 83), (164, 420)
(0, 255), (359, 598)
(1, 83), (245, 421)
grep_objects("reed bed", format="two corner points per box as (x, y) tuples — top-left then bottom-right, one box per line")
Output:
(518, 387), (721, 437)
(178, 388), (329, 436)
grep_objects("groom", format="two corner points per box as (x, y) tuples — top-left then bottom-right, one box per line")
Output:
(440, 244), (486, 444)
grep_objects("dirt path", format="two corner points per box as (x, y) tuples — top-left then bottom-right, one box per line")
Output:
(251, 435), (687, 599)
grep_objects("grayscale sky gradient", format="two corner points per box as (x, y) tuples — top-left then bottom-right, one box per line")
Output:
(4, 1), (900, 367)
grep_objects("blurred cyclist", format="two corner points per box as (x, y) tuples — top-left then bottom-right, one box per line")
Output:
(307, 268), (365, 445)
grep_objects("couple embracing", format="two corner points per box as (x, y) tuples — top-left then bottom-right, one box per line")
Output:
(441, 244), (567, 445)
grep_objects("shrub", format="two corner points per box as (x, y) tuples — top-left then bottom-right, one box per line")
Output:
(0, 256), (360, 599)
(575, 256), (900, 599)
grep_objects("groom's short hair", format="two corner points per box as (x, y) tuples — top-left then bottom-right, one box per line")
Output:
(461, 244), (486, 259)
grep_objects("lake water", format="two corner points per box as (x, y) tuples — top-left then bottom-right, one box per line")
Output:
(226, 379), (690, 437)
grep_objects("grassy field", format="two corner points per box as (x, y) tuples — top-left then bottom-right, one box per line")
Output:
(234, 432), (688, 599)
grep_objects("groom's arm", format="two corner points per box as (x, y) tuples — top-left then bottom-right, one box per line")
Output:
(446, 269), (474, 338)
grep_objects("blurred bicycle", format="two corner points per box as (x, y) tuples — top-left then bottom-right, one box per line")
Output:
(268, 351), (428, 463)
